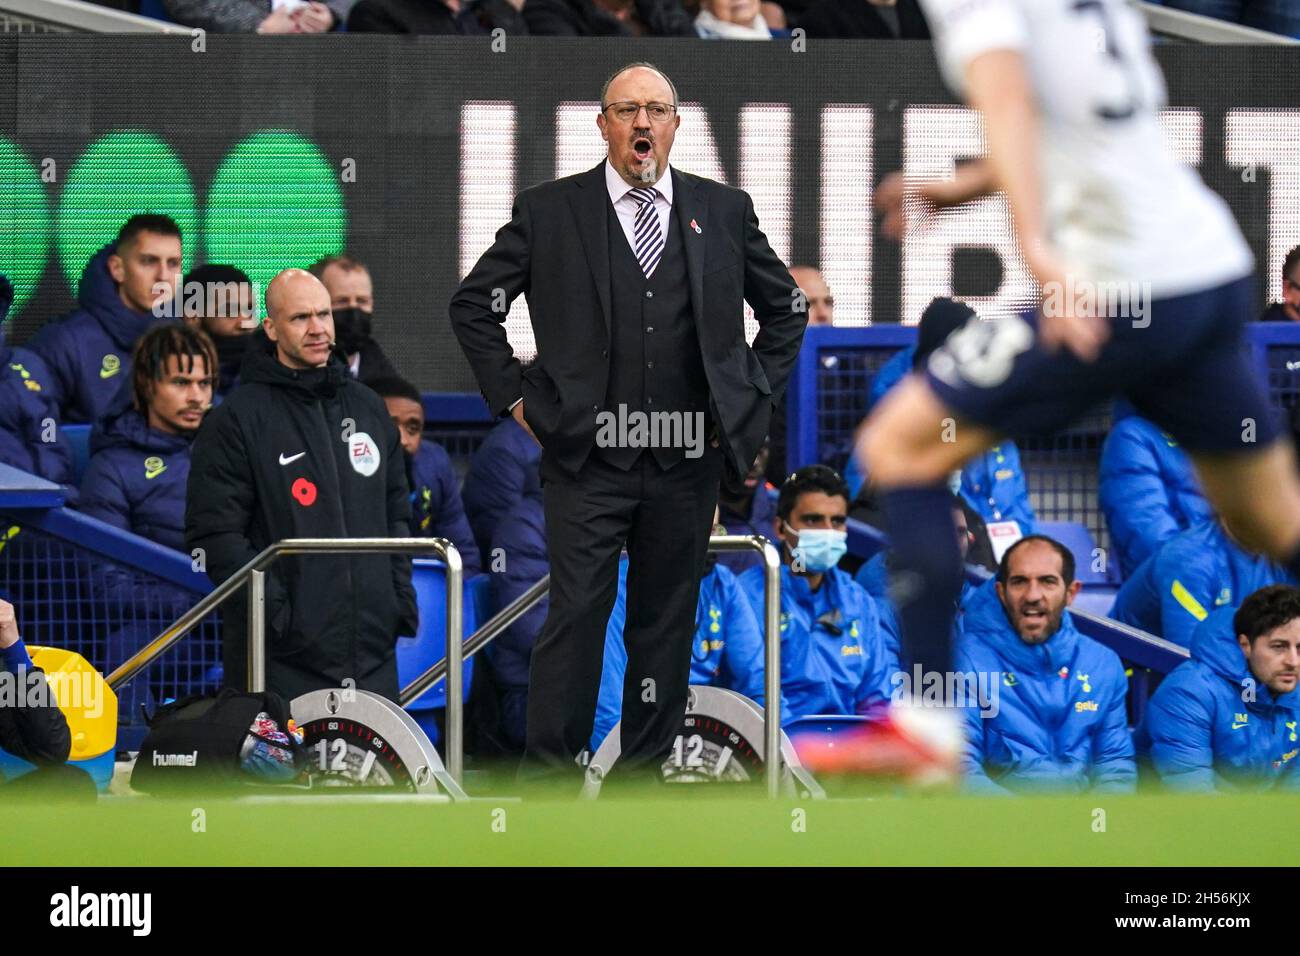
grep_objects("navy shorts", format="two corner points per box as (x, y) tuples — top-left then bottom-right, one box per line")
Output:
(924, 275), (1281, 453)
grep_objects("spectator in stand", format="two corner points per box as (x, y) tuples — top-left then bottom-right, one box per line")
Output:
(370, 375), (481, 574)
(1138, 587), (1300, 792)
(849, 297), (1035, 537)
(347, 0), (528, 33)
(694, 0), (785, 37)
(0, 276), (73, 489)
(1099, 403), (1213, 578)
(957, 536), (1136, 794)
(717, 442), (778, 574)
(484, 465), (546, 751)
(765, 266), (833, 487)
(182, 264), (257, 400)
(1159, 1), (1300, 39)
(461, 415), (542, 561)
(798, 0), (930, 38)
(591, 510), (770, 752)
(308, 255), (399, 386)
(163, 0), (350, 32)
(523, 0), (696, 35)
(1258, 244), (1300, 322)
(788, 265), (834, 327)
(1111, 517), (1294, 648)
(28, 215), (184, 425)
(738, 465), (897, 721)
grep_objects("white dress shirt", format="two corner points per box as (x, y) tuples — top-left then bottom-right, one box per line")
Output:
(604, 158), (674, 255)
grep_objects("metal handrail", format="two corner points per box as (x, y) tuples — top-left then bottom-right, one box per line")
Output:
(106, 532), (782, 795)
(399, 534), (786, 798)
(1135, 1), (1297, 44)
(0, 0), (185, 32)
(106, 537), (465, 782)
(399, 572), (550, 707)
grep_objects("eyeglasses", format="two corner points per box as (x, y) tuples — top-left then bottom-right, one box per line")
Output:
(602, 101), (677, 123)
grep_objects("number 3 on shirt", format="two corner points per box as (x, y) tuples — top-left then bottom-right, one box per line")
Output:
(1072, 0), (1147, 122)
(939, 313), (1035, 388)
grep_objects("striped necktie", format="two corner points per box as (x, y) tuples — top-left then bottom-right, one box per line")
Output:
(628, 186), (664, 279)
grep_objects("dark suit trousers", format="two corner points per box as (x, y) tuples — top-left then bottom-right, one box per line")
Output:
(522, 444), (723, 780)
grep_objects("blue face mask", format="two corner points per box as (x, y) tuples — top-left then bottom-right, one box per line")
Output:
(787, 525), (848, 573)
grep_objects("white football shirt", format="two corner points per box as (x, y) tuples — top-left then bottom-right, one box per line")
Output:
(919, 0), (1253, 298)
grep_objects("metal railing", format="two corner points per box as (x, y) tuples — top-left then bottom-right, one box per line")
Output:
(107, 537), (465, 781)
(399, 534), (787, 797)
(0, 0), (183, 32)
(1136, 1), (1298, 44)
(107, 533), (786, 796)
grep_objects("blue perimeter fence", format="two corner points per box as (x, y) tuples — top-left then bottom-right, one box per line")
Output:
(2, 323), (1298, 749)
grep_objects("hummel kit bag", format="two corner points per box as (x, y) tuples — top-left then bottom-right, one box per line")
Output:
(130, 688), (304, 793)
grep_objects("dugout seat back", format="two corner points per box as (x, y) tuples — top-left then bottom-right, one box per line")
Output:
(396, 561), (488, 711)
(62, 424), (92, 487)
(1037, 520), (1118, 585)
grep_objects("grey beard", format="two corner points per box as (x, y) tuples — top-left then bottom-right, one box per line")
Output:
(634, 157), (659, 184)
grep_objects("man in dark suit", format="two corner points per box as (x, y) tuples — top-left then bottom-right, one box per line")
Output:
(450, 62), (806, 782)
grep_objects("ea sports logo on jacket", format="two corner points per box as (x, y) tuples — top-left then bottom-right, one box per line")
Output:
(348, 432), (380, 477)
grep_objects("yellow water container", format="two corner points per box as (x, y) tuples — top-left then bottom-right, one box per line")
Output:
(26, 646), (118, 786)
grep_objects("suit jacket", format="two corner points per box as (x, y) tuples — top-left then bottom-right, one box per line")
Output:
(449, 162), (806, 479)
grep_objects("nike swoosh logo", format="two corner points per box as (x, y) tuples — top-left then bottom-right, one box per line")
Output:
(99, 367), (120, 379)
(279, 452), (306, 466)
(1232, 723), (1247, 730)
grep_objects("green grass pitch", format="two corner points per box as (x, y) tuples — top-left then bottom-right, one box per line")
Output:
(4, 791), (1297, 866)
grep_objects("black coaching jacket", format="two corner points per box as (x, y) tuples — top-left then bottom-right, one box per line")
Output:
(185, 344), (418, 703)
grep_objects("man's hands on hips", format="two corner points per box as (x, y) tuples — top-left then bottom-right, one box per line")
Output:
(511, 401), (541, 446)
(0, 599), (20, 650)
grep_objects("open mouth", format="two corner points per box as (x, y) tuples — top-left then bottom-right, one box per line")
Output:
(633, 138), (653, 161)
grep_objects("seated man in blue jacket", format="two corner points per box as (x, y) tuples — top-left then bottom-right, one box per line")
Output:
(1099, 404), (1212, 578)
(28, 214), (185, 424)
(78, 323), (215, 554)
(848, 297), (1035, 534)
(591, 511), (769, 752)
(370, 376), (481, 575)
(716, 441), (779, 575)
(76, 323), (216, 709)
(1110, 517), (1293, 648)
(957, 535), (1136, 794)
(0, 275), (74, 490)
(856, 492), (973, 660)
(484, 463), (546, 751)
(738, 464), (896, 721)
(182, 263), (258, 400)
(1137, 585), (1300, 792)
(461, 415), (541, 561)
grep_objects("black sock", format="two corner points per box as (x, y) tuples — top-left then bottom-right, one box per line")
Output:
(880, 484), (963, 687)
